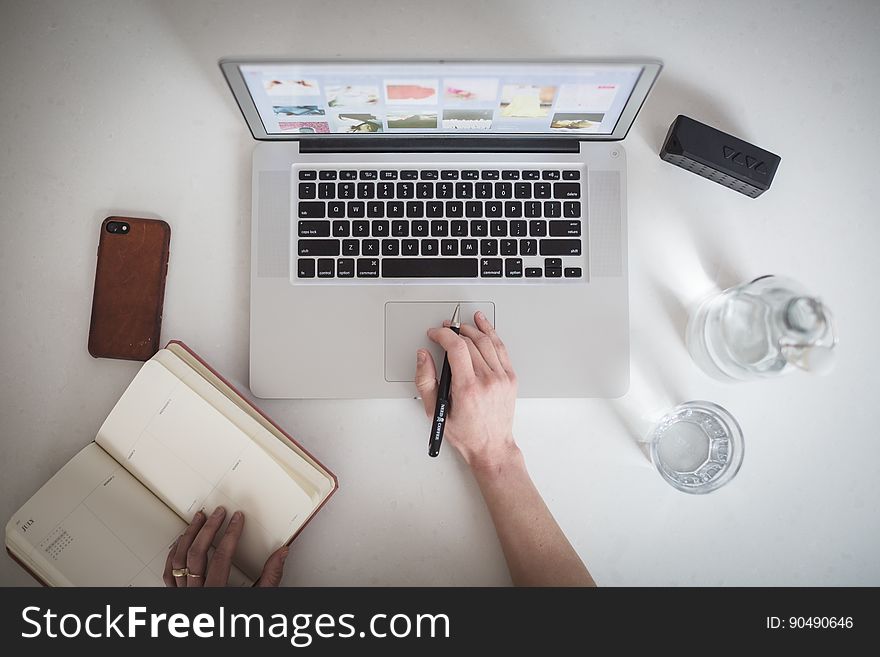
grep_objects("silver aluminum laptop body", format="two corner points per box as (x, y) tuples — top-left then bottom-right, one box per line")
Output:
(221, 59), (662, 398)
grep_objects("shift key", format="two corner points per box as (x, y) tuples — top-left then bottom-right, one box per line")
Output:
(539, 239), (582, 256)
(298, 239), (340, 256)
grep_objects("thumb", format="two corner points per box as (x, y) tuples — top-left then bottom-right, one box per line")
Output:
(256, 546), (289, 587)
(414, 349), (438, 417)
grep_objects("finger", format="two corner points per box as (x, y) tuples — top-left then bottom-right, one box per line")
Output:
(459, 321), (503, 372)
(256, 546), (290, 587)
(163, 538), (179, 587)
(414, 349), (439, 417)
(459, 334), (491, 376)
(186, 506), (227, 587)
(443, 320), (492, 375)
(173, 511), (206, 587)
(205, 510), (245, 587)
(427, 327), (476, 383)
(474, 311), (515, 375)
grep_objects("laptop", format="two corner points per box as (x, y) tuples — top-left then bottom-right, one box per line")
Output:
(220, 58), (662, 398)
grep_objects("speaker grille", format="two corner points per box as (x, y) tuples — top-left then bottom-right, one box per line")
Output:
(661, 153), (762, 197)
(588, 170), (622, 277)
(256, 171), (290, 278)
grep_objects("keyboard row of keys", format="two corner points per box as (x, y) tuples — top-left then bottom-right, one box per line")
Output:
(297, 257), (583, 278)
(298, 238), (581, 257)
(299, 181), (581, 200)
(299, 219), (581, 238)
(300, 169), (581, 181)
(298, 200), (581, 219)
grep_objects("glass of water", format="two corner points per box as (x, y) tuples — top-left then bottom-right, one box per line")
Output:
(646, 401), (744, 494)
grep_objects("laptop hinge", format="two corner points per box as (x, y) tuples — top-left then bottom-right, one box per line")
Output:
(298, 137), (580, 154)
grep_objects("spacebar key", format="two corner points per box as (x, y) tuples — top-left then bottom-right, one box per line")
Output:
(382, 258), (478, 278)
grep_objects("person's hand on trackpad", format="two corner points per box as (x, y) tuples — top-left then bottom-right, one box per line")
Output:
(414, 311), (517, 469)
(413, 312), (595, 586)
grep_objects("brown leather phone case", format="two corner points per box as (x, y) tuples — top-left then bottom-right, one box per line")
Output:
(88, 216), (171, 361)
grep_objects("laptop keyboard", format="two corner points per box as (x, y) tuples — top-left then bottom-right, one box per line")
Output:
(294, 166), (586, 281)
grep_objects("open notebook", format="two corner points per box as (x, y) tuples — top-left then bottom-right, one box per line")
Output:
(5, 341), (337, 586)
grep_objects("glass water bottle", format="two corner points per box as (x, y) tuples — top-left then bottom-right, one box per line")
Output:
(687, 275), (837, 381)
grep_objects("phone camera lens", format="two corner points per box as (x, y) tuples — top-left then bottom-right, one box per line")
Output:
(106, 221), (129, 234)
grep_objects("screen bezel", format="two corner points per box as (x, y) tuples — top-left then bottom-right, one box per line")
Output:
(219, 57), (662, 142)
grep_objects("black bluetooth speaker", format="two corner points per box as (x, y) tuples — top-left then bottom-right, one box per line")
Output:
(660, 115), (781, 197)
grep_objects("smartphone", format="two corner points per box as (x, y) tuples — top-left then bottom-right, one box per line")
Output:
(88, 216), (171, 360)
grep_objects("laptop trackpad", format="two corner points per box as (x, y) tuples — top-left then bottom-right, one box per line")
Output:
(385, 301), (496, 382)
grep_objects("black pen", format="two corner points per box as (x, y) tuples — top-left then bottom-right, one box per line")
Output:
(428, 304), (461, 457)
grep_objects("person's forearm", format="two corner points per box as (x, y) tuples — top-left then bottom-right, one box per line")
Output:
(470, 444), (596, 587)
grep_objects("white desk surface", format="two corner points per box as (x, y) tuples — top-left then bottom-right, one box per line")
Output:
(2, 0), (878, 586)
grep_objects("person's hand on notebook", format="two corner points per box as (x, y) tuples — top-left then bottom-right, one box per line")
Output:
(163, 506), (289, 587)
(416, 311), (518, 469)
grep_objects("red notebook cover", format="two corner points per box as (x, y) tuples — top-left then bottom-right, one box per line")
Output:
(8, 340), (338, 587)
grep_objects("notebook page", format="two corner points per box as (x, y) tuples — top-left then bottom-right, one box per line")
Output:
(5, 443), (249, 586)
(95, 360), (314, 579)
(153, 347), (331, 499)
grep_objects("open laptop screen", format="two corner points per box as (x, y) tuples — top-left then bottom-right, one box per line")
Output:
(223, 60), (659, 140)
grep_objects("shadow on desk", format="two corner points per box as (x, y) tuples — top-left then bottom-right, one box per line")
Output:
(647, 217), (748, 352)
(636, 74), (746, 154)
(605, 334), (688, 460)
(151, 0), (550, 88)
